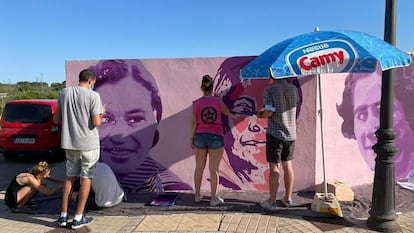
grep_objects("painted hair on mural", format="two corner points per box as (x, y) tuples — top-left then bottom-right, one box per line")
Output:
(337, 60), (414, 139)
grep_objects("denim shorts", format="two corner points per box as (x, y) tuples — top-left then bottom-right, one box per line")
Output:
(193, 133), (224, 149)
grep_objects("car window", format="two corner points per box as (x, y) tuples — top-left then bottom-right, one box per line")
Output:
(4, 103), (52, 123)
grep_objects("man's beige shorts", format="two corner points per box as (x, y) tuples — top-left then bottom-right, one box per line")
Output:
(65, 149), (99, 178)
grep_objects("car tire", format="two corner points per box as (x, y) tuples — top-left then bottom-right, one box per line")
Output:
(3, 151), (17, 161)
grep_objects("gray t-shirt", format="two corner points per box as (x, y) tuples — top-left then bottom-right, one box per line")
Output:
(57, 86), (103, 150)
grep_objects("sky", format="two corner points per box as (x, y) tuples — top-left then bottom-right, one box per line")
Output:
(1, 0), (413, 85)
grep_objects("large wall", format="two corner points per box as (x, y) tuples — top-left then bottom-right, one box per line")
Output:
(316, 53), (414, 186)
(65, 53), (413, 193)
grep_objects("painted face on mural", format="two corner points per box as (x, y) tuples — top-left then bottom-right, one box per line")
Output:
(94, 61), (159, 176)
(227, 85), (269, 189)
(351, 71), (414, 179)
(214, 65), (270, 190)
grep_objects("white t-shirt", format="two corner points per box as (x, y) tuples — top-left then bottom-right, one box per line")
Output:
(93, 162), (124, 207)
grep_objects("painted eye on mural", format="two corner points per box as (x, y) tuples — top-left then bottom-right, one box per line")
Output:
(101, 112), (116, 125)
(374, 102), (381, 118)
(248, 123), (262, 133)
(355, 108), (368, 123)
(232, 104), (253, 115)
(125, 114), (146, 126)
(231, 97), (256, 116)
(392, 102), (404, 122)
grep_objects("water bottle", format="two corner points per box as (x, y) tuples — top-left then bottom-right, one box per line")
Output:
(155, 174), (163, 195)
(408, 164), (414, 184)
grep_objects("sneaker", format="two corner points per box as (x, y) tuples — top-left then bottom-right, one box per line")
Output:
(282, 199), (293, 208)
(57, 216), (68, 227)
(210, 197), (224, 206)
(260, 200), (278, 211)
(71, 215), (93, 229)
(194, 195), (203, 203)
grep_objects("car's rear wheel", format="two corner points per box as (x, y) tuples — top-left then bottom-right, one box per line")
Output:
(3, 151), (17, 161)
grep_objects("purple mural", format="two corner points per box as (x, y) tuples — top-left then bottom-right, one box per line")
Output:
(88, 59), (192, 192)
(337, 53), (414, 180)
(213, 57), (303, 191)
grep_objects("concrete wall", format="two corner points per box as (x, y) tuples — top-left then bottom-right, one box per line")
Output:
(65, 53), (414, 193)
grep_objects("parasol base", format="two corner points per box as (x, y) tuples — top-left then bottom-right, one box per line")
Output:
(311, 192), (343, 217)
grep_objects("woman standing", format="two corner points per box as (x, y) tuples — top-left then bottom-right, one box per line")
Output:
(5, 161), (63, 210)
(191, 74), (229, 206)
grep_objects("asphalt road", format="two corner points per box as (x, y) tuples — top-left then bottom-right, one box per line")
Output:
(0, 153), (66, 191)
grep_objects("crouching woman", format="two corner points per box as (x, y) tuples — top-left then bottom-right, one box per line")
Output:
(5, 161), (64, 210)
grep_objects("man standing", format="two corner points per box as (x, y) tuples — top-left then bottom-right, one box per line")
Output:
(54, 69), (104, 229)
(257, 78), (298, 211)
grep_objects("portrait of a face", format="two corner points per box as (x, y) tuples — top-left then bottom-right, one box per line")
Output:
(214, 57), (302, 190)
(90, 60), (161, 176)
(338, 61), (414, 179)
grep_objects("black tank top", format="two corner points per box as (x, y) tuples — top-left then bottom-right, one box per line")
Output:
(5, 171), (30, 209)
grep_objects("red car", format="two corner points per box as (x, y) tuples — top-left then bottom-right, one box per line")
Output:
(0, 99), (63, 160)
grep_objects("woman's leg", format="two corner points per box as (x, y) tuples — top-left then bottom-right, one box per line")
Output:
(208, 147), (224, 200)
(194, 147), (208, 198)
(16, 186), (39, 207)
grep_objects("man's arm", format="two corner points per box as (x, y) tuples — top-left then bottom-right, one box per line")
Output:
(257, 88), (274, 118)
(53, 107), (61, 124)
(257, 109), (273, 118)
(92, 114), (102, 127)
(92, 98), (106, 127)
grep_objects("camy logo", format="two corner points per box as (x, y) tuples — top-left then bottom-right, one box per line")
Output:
(286, 40), (357, 75)
(299, 50), (344, 71)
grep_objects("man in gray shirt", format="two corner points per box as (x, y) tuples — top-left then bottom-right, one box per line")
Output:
(54, 69), (104, 229)
(256, 78), (298, 211)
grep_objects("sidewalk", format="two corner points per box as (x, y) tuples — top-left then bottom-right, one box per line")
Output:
(1, 202), (413, 232)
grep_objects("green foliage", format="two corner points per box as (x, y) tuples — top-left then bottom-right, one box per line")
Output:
(0, 81), (64, 114)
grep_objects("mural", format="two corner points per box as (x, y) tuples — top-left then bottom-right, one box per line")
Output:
(65, 57), (315, 193)
(336, 53), (414, 180)
(64, 54), (414, 192)
(212, 57), (304, 191)
(88, 59), (192, 192)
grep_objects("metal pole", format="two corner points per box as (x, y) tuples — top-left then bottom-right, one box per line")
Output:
(367, 0), (400, 231)
(317, 74), (328, 199)
(314, 26), (328, 199)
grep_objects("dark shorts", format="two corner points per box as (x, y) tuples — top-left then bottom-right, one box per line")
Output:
(193, 133), (224, 149)
(5, 188), (18, 209)
(266, 134), (295, 163)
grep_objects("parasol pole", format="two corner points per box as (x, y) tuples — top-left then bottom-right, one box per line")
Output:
(314, 26), (328, 200)
(311, 27), (343, 217)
